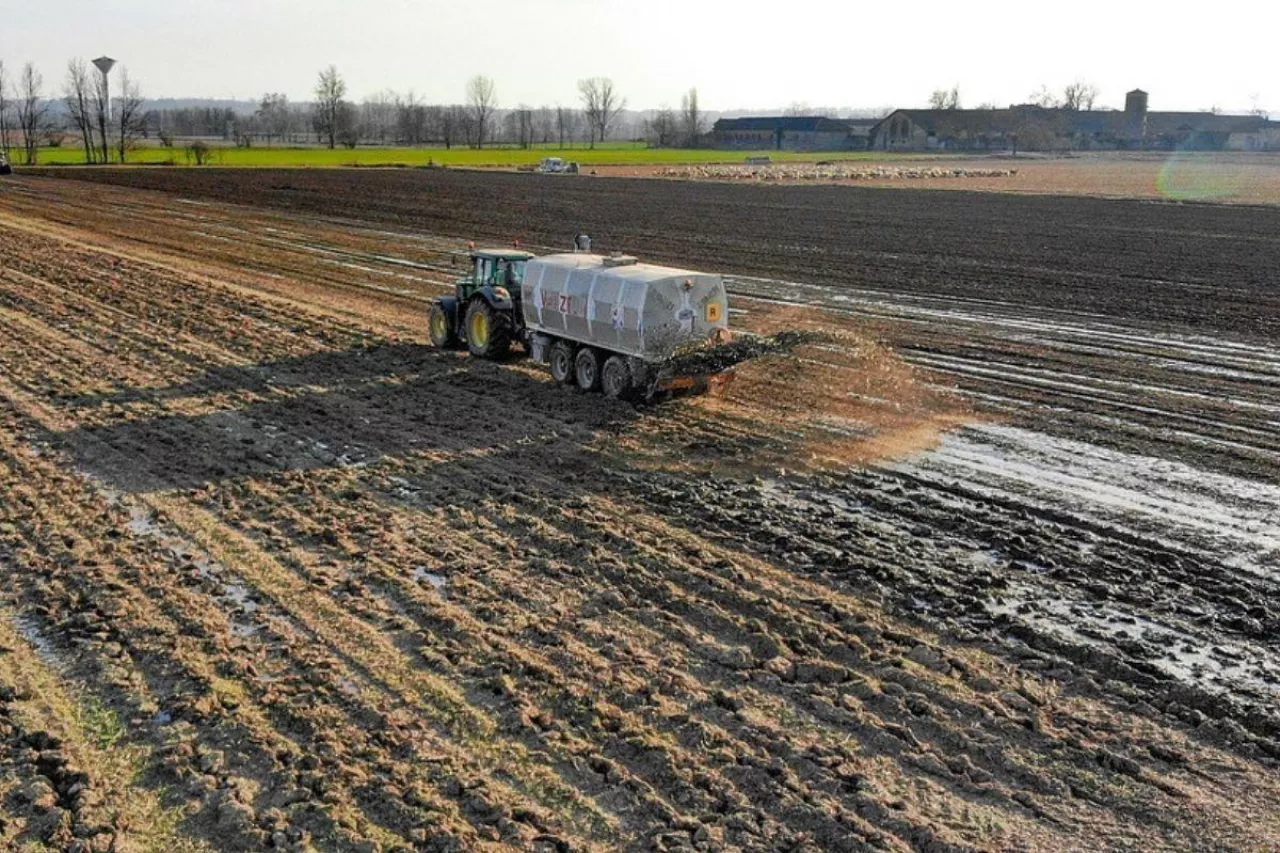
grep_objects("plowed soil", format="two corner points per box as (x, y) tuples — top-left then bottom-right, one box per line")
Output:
(1, 172), (1278, 853)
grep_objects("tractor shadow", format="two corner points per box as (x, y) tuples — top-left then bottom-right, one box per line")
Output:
(51, 343), (647, 493)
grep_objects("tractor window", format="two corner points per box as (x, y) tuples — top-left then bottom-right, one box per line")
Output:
(473, 257), (492, 285)
(504, 260), (526, 287)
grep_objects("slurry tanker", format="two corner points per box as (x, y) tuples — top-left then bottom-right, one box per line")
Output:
(429, 238), (733, 399)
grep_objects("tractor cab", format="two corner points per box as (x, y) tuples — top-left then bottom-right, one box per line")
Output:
(429, 248), (534, 358)
(460, 249), (533, 300)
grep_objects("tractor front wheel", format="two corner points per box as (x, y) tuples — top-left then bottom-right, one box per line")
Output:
(428, 303), (457, 349)
(549, 340), (576, 385)
(465, 299), (512, 359)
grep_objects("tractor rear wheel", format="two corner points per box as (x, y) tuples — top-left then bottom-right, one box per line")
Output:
(601, 355), (631, 399)
(575, 348), (602, 392)
(465, 299), (511, 359)
(549, 340), (576, 385)
(428, 303), (457, 349)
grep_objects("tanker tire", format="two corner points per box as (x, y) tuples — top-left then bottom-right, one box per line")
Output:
(549, 340), (576, 385)
(428, 303), (458, 349)
(464, 299), (512, 359)
(602, 355), (631, 399)
(575, 347), (602, 392)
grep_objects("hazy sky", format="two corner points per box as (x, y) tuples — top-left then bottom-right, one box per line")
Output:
(4, 0), (1278, 113)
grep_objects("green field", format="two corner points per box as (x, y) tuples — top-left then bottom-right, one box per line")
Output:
(28, 142), (913, 168)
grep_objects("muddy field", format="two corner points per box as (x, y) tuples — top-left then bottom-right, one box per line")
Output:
(0, 173), (1278, 853)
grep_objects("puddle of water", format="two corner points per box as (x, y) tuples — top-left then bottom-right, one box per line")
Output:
(75, 469), (264, 639)
(895, 424), (1280, 577)
(412, 566), (447, 590)
(990, 581), (1280, 700)
(13, 615), (64, 670)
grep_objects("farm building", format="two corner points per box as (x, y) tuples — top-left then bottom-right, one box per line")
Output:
(870, 89), (1280, 152)
(712, 116), (878, 151)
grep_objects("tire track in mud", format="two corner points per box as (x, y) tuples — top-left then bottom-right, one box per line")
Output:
(26, 168), (1280, 339)
(620, 453), (1280, 740)
(176, 451), (1187, 852)
(2, 176), (1280, 852)
(2, 402), (615, 850)
(10, 174), (1277, 484)
(0, 596), (219, 853)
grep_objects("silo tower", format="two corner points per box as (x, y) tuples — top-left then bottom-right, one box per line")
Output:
(92, 57), (117, 121)
(1125, 89), (1149, 143)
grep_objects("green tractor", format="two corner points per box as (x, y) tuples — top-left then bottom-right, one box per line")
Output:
(428, 248), (534, 358)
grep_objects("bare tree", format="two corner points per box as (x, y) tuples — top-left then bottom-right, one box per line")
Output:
(359, 90), (397, 144)
(1061, 81), (1100, 111)
(466, 75), (497, 148)
(554, 105), (579, 149)
(186, 139), (215, 166)
(438, 104), (466, 149)
(114, 69), (144, 163)
(782, 102), (811, 117)
(1028, 85), (1059, 108)
(578, 80), (601, 147)
(0, 61), (11, 159)
(257, 93), (293, 144)
(646, 107), (679, 147)
(531, 106), (555, 145)
(680, 87), (704, 147)
(313, 65), (346, 149)
(16, 63), (51, 165)
(578, 77), (625, 147)
(64, 59), (95, 163)
(1012, 112), (1064, 153)
(928, 85), (961, 110)
(396, 91), (427, 145)
(336, 102), (358, 148)
(513, 105), (534, 149)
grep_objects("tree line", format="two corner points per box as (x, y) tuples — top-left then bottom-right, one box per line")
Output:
(0, 58), (710, 161)
(927, 80), (1102, 111)
(0, 58), (145, 164)
(305, 67), (705, 151)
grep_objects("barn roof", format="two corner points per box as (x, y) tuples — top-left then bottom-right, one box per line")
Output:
(1145, 112), (1272, 134)
(874, 107), (1275, 138)
(714, 116), (856, 133)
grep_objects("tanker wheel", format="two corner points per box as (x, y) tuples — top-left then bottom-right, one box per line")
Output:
(575, 348), (602, 392)
(428, 303), (457, 349)
(549, 340), (576, 385)
(464, 299), (511, 359)
(601, 355), (632, 400)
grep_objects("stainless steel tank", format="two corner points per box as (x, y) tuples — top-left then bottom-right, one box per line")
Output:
(522, 253), (729, 361)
